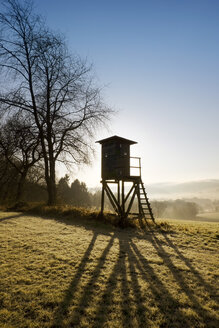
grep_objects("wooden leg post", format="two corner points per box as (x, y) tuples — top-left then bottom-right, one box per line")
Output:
(137, 183), (142, 217)
(122, 180), (125, 215)
(118, 181), (120, 208)
(101, 181), (105, 215)
(119, 180), (125, 226)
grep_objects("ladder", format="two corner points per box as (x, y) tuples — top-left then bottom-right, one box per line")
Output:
(138, 179), (154, 221)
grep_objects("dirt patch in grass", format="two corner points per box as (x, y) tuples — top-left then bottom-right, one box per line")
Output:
(0, 211), (218, 327)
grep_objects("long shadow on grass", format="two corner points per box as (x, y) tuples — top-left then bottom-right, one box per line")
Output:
(53, 231), (115, 327)
(0, 213), (24, 222)
(144, 220), (218, 304)
(160, 229), (218, 302)
(53, 232), (191, 327)
(145, 228), (218, 327)
(52, 231), (98, 326)
(91, 238), (149, 328)
(129, 240), (191, 327)
(52, 220), (218, 327)
(81, 234), (191, 328)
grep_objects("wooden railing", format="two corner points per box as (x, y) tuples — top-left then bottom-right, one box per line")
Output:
(130, 157), (141, 177)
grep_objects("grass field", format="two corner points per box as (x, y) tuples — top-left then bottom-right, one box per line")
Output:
(0, 211), (218, 328)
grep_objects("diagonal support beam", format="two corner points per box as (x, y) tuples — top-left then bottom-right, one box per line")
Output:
(105, 183), (122, 215)
(125, 183), (138, 218)
(124, 182), (135, 204)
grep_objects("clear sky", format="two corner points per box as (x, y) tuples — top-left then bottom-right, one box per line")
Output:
(35, 0), (219, 187)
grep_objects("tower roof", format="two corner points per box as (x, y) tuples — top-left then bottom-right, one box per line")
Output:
(96, 135), (137, 145)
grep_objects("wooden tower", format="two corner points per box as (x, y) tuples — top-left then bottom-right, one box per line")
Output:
(96, 135), (154, 224)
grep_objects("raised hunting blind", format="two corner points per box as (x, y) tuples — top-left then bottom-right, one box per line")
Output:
(96, 136), (154, 224)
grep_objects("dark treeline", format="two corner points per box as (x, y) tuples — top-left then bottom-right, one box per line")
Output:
(0, 162), (102, 208)
(56, 174), (101, 207)
(0, 157), (46, 204)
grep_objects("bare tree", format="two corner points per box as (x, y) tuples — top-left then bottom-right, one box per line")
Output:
(0, 154), (18, 202)
(0, 0), (111, 204)
(0, 113), (41, 201)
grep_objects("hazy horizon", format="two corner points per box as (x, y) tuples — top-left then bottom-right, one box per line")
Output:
(83, 178), (219, 201)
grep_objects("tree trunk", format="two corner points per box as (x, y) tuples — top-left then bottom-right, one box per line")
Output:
(15, 170), (28, 202)
(47, 178), (56, 205)
(46, 160), (57, 205)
